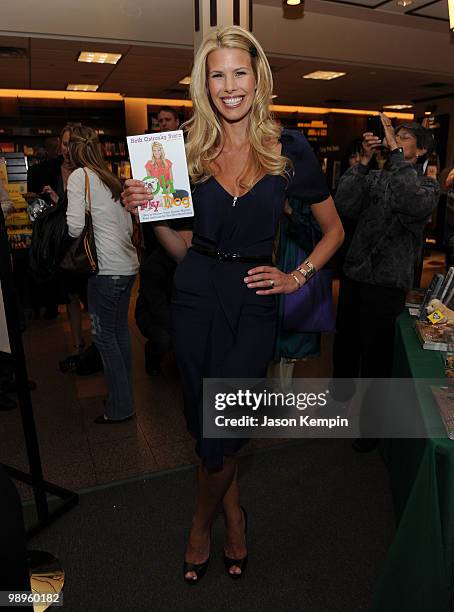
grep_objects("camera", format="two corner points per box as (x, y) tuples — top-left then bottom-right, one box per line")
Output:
(366, 116), (385, 141)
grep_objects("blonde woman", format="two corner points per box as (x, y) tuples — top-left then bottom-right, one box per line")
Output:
(145, 141), (173, 190)
(67, 126), (139, 423)
(123, 26), (344, 583)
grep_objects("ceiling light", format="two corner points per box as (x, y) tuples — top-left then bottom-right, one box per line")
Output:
(424, 111), (432, 115)
(271, 94), (278, 99)
(449, 0), (454, 31)
(396, 0), (413, 7)
(78, 52), (122, 64)
(282, 0), (304, 18)
(383, 104), (413, 110)
(66, 84), (99, 91)
(179, 76), (191, 85)
(303, 71), (346, 80)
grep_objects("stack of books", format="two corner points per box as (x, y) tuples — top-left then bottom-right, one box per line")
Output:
(411, 269), (454, 352)
(415, 320), (449, 351)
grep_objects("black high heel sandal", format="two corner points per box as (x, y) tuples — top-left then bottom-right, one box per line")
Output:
(224, 506), (248, 579)
(183, 529), (211, 585)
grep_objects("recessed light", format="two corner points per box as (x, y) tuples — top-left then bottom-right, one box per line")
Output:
(424, 111), (432, 115)
(383, 104), (413, 110)
(302, 71), (346, 80)
(285, 0), (302, 4)
(66, 84), (99, 92)
(271, 94), (278, 99)
(78, 52), (122, 65)
(179, 76), (191, 85)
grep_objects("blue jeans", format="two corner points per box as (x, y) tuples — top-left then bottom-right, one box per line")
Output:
(87, 274), (136, 420)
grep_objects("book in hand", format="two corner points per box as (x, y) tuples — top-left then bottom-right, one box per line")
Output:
(414, 320), (449, 351)
(418, 273), (445, 321)
(431, 386), (454, 439)
(126, 130), (194, 223)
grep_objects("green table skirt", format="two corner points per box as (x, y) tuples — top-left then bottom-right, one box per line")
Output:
(372, 314), (454, 612)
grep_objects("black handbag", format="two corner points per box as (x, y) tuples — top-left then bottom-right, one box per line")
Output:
(60, 169), (98, 275)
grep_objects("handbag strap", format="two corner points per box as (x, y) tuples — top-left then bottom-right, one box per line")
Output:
(82, 168), (92, 213)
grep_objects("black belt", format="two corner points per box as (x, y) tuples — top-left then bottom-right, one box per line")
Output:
(191, 245), (273, 265)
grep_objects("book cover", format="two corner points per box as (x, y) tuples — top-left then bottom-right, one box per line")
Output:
(414, 320), (449, 351)
(431, 386), (454, 439)
(126, 130), (194, 223)
(438, 267), (454, 303)
(445, 279), (454, 310)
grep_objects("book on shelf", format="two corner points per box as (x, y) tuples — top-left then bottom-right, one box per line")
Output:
(418, 273), (445, 320)
(431, 386), (454, 439)
(414, 320), (450, 351)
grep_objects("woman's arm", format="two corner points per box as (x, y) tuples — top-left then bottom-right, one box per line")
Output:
(245, 195), (344, 295)
(153, 223), (192, 263)
(122, 179), (192, 262)
(306, 196), (344, 270)
(66, 169), (86, 238)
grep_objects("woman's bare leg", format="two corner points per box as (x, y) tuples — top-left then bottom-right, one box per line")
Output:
(185, 457), (237, 580)
(222, 464), (247, 576)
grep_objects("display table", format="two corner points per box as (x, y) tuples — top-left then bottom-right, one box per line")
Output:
(371, 313), (453, 612)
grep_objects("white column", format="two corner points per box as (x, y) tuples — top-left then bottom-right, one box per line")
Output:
(193, 0), (253, 53)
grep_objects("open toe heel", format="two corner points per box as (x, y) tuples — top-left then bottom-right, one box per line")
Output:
(184, 528), (211, 585)
(183, 556), (210, 585)
(224, 506), (248, 580)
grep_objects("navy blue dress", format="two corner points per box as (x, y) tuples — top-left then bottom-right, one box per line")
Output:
(171, 130), (330, 469)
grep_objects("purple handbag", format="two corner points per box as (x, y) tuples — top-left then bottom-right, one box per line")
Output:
(283, 268), (335, 333)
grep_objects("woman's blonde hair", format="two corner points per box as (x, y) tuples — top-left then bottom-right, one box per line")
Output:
(184, 25), (289, 189)
(68, 126), (123, 201)
(151, 141), (166, 167)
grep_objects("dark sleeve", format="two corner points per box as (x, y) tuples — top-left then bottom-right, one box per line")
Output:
(27, 163), (43, 194)
(335, 164), (372, 220)
(282, 130), (330, 205)
(169, 217), (194, 232)
(386, 149), (439, 221)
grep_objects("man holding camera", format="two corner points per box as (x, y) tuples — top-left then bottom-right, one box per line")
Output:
(333, 114), (439, 450)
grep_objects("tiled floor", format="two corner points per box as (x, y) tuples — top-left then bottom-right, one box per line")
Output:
(0, 249), (446, 499)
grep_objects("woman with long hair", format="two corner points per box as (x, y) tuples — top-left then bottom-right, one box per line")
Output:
(123, 26), (344, 582)
(145, 141), (174, 189)
(67, 126), (139, 423)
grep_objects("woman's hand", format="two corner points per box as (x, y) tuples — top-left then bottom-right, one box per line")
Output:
(244, 266), (302, 295)
(360, 132), (381, 165)
(42, 185), (59, 204)
(379, 112), (398, 150)
(121, 179), (148, 216)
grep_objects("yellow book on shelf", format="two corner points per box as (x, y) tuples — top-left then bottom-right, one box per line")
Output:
(0, 158), (7, 184)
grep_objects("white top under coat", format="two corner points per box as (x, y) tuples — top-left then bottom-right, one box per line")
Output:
(67, 167), (139, 276)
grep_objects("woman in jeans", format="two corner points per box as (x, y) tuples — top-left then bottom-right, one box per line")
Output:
(66, 126), (139, 423)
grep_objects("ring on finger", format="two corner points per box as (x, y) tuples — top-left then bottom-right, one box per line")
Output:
(269, 279), (275, 288)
